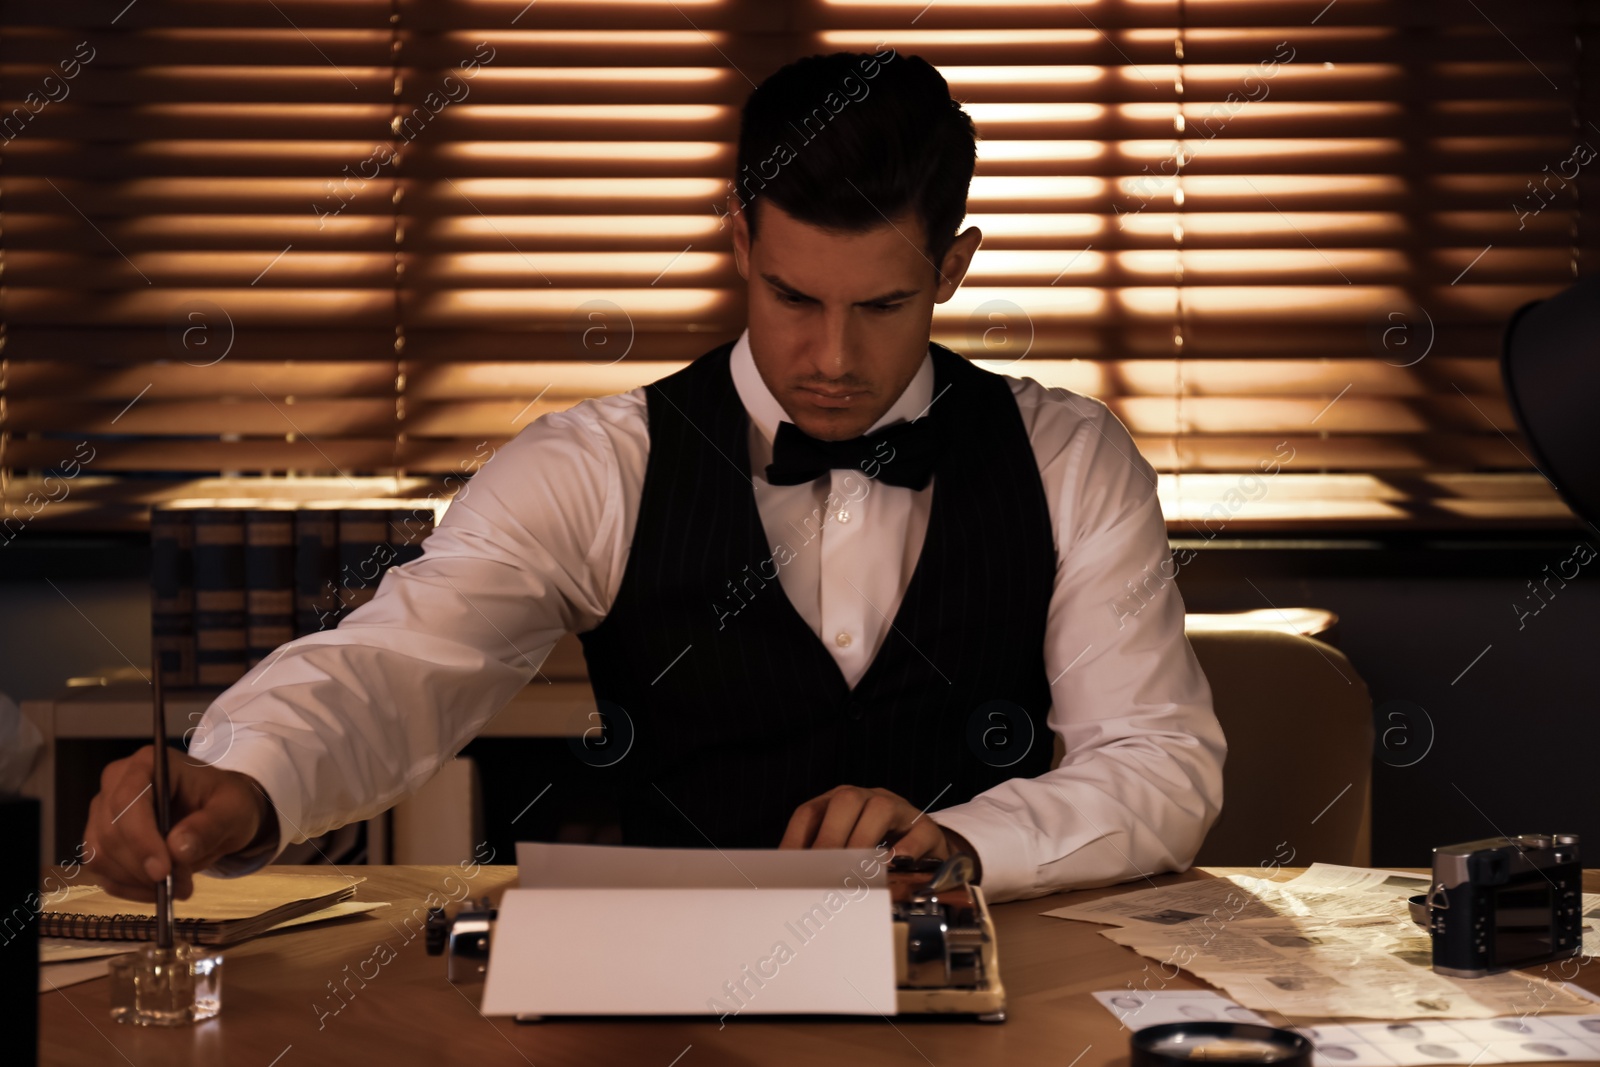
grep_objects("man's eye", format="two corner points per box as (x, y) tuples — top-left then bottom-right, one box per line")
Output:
(869, 303), (904, 313)
(777, 292), (809, 305)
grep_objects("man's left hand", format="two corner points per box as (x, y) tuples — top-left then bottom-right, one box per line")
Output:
(777, 785), (978, 871)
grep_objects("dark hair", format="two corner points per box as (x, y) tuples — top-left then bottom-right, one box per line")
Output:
(732, 50), (978, 267)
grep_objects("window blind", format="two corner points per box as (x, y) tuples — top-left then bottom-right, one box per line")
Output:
(1, 0), (1594, 532)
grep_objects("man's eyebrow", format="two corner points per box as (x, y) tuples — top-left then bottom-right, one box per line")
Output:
(760, 273), (920, 305)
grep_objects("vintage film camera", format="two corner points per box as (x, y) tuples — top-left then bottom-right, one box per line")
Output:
(1418, 833), (1581, 978)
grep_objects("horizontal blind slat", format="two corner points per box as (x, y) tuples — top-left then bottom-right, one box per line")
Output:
(1, 2), (1593, 532)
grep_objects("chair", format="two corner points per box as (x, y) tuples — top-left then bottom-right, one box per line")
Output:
(1044, 622), (1373, 869)
(1186, 627), (1373, 868)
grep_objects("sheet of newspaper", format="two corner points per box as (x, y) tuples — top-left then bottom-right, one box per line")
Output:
(1043, 863), (1600, 1021)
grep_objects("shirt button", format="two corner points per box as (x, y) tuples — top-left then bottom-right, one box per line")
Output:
(835, 631), (852, 648)
(835, 508), (850, 524)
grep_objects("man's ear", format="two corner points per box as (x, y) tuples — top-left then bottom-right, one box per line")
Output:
(729, 195), (750, 280)
(933, 225), (983, 302)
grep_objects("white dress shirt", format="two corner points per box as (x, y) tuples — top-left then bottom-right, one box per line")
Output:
(196, 328), (1225, 903)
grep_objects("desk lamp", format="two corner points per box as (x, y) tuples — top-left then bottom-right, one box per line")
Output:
(1501, 271), (1600, 528)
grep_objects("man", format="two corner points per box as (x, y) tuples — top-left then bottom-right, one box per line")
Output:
(83, 51), (1225, 905)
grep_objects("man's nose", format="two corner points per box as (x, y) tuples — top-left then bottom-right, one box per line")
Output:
(809, 310), (864, 382)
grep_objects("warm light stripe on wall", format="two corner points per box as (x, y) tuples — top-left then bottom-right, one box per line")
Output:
(0, 0), (1591, 533)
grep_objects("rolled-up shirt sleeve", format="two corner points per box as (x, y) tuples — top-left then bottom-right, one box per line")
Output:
(929, 388), (1226, 903)
(190, 392), (643, 872)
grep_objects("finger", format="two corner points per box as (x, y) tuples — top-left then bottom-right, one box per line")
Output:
(90, 750), (171, 887)
(166, 807), (249, 899)
(811, 790), (871, 850)
(843, 794), (902, 850)
(888, 818), (947, 862)
(168, 763), (270, 898)
(81, 795), (124, 892)
(82, 795), (160, 903)
(778, 799), (826, 849)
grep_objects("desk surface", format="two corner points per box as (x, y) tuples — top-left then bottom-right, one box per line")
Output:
(38, 866), (1600, 1067)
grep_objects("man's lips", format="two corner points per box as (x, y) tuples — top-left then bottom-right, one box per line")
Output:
(800, 387), (862, 399)
(797, 388), (861, 410)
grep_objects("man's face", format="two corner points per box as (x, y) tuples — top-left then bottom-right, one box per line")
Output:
(731, 197), (980, 441)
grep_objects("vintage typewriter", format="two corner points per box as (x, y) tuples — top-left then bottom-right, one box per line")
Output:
(426, 852), (1007, 1022)
(884, 853), (1008, 1021)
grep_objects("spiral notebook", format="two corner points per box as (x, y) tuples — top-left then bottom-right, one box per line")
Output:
(40, 872), (364, 946)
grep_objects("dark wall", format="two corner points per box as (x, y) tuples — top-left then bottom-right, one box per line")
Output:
(1172, 535), (1600, 867)
(0, 539), (150, 701)
(6, 532), (1596, 869)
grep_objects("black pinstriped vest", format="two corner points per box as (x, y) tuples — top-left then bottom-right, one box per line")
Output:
(575, 338), (1057, 847)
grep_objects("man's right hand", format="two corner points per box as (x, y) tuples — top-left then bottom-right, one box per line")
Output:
(83, 745), (278, 903)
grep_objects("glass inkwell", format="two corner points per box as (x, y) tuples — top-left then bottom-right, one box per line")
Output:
(108, 662), (223, 1025)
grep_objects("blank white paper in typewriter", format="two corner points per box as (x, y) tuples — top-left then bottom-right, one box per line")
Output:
(481, 842), (897, 1018)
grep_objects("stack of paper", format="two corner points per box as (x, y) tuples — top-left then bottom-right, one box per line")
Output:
(1048, 864), (1599, 1021)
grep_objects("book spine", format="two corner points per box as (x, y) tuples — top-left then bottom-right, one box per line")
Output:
(387, 506), (433, 567)
(337, 509), (392, 616)
(192, 509), (247, 687)
(295, 508), (340, 636)
(245, 508), (296, 668)
(150, 505), (196, 688)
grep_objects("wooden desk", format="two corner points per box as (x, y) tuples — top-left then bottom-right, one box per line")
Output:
(38, 866), (1600, 1067)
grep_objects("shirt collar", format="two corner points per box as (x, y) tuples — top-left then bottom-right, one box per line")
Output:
(728, 326), (936, 449)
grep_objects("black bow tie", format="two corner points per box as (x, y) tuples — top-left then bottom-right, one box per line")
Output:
(765, 416), (938, 490)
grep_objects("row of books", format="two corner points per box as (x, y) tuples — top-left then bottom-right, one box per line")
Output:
(151, 504), (436, 689)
